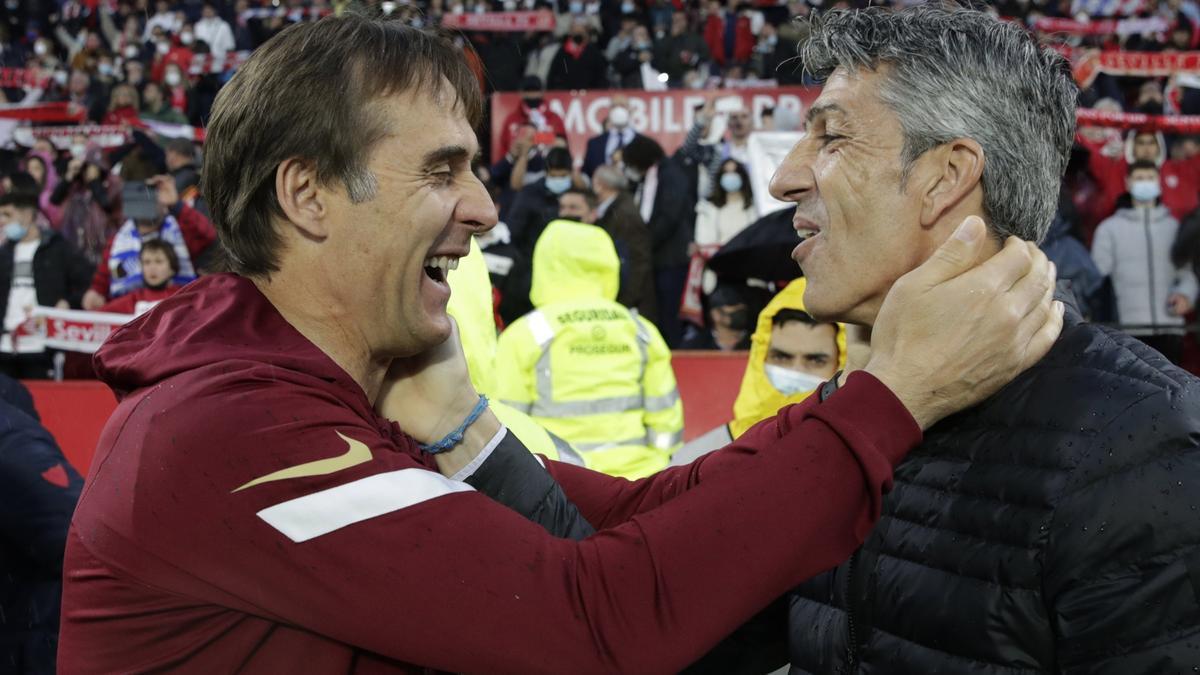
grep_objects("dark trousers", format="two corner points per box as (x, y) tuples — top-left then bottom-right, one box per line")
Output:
(654, 264), (689, 348)
(1137, 334), (1184, 365)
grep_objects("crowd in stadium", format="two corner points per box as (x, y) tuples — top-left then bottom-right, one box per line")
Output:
(0, 0), (1197, 380)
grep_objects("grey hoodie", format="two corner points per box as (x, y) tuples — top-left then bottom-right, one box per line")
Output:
(1092, 205), (1199, 334)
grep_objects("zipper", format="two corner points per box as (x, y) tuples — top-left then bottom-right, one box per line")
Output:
(842, 549), (861, 673)
(1143, 209), (1158, 327)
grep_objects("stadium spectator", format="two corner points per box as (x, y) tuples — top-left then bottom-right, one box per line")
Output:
(593, 163), (657, 321)
(494, 218), (683, 478)
(1092, 161), (1199, 363)
(1086, 129), (1200, 223)
(103, 82), (140, 125)
(680, 281), (755, 351)
(694, 159), (754, 251)
(98, 239), (183, 314)
(611, 24), (660, 88)
(580, 100), (646, 177)
(622, 134), (694, 346)
(0, 374), (83, 674)
(144, 0), (184, 41)
(546, 17), (607, 90)
(81, 174), (214, 309)
(163, 138), (202, 207)
(0, 185), (92, 379)
(140, 80), (188, 124)
(21, 151), (64, 230)
(195, 3), (236, 56)
(653, 11), (710, 87)
(48, 69), (105, 123)
(494, 75), (565, 172)
(702, 0), (755, 69)
(49, 143), (118, 265)
(506, 145), (576, 254)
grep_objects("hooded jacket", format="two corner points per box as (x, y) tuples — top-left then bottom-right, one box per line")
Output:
(494, 220), (683, 478)
(729, 279), (846, 438)
(447, 237), (585, 466)
(1092, 204), (1199, 334)
(787, 298), (1200, 673)
(58, 272), (925, 674)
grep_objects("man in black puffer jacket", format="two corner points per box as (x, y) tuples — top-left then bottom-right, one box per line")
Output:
(759, 5), (1200, 674)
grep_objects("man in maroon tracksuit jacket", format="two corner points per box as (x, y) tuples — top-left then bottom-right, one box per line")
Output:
(57, 16), (1063, 674)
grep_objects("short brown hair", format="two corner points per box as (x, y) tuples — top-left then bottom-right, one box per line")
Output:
(202, 14), (483, 276)
(140, 238), (180, 276)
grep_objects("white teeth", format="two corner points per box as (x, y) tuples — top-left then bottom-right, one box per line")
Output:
(424, 256), (459, 278)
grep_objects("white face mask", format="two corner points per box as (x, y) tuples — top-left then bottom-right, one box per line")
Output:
(34, 41), (49, 56)
(165, 70), (182, 87)
(764, 364), (825, 396)
(124, 44), (141, 59)
(157, 41), (171, 55)
(180, 32), (194, 45)
(608, 105), (630, 128)
(70, 143), (87, 160)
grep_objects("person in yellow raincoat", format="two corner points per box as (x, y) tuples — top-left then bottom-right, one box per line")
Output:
(675, 278), (847, 462)
(446, 237), (585, 466)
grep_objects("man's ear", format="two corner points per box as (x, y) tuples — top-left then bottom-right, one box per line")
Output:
(916, 138), (984, 228)
(275, 157), (328, 240)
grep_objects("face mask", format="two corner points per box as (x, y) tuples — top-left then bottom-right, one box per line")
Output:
(504, 0), (516, 10)
(3, 222), (28, 242)
(720, 173), (743, 193)
(1130, 179), (1161, 203)
(34, 41), (49, 56)
(180, 32), (194, 45)
(569, 0), (583, 13)
(570, 33), (585, 44)
(157, 41), (170, 55)
(124, 44), (141, 59)
(53, 70), (69, 86)
(608, 105), (629, 128)
(523, 97), (542, 109)
(634, 41), (651, 50)
(98, 63), (114, 77)
(621, 1), (635, 11)
(764, 364), (825, 396)
(70, 143), (87, 160)
(545, 175), (572, 194)
(165, 70), (182, 87)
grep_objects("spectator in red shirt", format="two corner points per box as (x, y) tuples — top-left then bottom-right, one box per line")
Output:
(98, 239), (183, 314)
(1085, 129), (1200, 225)
(496, 75), (566, 160)
(703, 0), (755, 68)
(102, 83), (140, 126)
(81, 174), (215, 309)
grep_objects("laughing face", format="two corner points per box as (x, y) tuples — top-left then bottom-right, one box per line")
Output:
(318, 84), (497, 358)
(769, 67), (945, 326)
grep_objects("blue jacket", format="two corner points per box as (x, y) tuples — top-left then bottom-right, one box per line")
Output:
(0, 378), (83, 674)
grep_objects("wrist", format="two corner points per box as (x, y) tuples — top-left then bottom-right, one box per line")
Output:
(863, 361), (937, 431)
(433, 409), (502, 477)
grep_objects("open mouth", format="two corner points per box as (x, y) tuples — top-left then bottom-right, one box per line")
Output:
(796, 228), (820, 243)
(423, 255), (459, 284)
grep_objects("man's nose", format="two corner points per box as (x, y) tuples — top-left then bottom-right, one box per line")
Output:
(459, 176), (499, 234)
(769, 141), (817, 204)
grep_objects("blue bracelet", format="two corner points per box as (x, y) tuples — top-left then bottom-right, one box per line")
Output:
(418, 395), (490, 454)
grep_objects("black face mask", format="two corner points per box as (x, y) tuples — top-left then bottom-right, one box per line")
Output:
(523, 97), (543, 109)
(724, 307), (750, 331)
(569, 34), (584, 44)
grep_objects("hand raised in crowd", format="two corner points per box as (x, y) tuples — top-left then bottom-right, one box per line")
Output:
(512, 125), (536, 157)
(65, 157), (84, 182)
(865, 216), (1063, 430)
(1168, 292), (1194, 317)
(146, 175), (179, 210)
(83, 164), (101, 183)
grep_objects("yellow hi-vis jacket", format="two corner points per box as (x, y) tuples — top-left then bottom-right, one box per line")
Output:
(447, 237), (585, 466)
(728, 278), (847, 438)
(494, 220), (684, 479)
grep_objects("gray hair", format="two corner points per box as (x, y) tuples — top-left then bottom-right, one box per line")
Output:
(593, 164), (628, 192)
(800, 4), (1077, 243)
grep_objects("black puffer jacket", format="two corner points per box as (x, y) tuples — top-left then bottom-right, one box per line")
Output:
(788, 300), (1200, 673)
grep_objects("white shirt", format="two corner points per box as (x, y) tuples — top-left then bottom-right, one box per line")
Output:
(604, 128), (635, 164)
(2, 239), (44, 354)
(195, 17), (236, 56)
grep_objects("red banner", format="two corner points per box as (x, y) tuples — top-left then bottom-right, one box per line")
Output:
(1031, 15), (1169, 35)
(1077, 108), (1200, 133)
(1056, 46), (1200, 86)
(31, 307), (131, 354)
(0, 68), (50, 89)
(441, 10), (556, 32)
(0, 101), (85, 123)
(490, 86), (820, 165)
